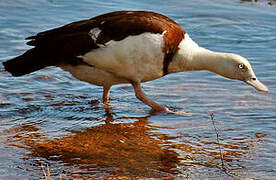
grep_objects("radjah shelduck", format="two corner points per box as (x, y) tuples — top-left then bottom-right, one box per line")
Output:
(3, 11), (268, 113)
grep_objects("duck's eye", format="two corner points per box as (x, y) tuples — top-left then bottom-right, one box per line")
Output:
(239, 64), (244, 69)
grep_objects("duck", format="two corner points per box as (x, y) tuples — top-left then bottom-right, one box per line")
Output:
(3, 10), (268, 113)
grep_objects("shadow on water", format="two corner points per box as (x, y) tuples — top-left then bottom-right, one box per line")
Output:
(2, 108), (265, 179)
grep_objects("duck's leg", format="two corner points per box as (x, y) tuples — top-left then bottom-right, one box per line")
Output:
(131, 82), (168, 112)
(102, 86), (111, 104)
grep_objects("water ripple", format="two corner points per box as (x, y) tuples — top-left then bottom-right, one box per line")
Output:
(0, 0), (276, 179)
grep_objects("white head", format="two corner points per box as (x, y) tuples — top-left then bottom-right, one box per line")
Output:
(210, 53), (268, 92)
(171, 34), (268, 92)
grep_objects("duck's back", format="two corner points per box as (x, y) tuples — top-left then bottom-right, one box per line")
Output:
(3, 11), (185, 84)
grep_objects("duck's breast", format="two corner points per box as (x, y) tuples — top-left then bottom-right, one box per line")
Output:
(81, 32), (165, 82)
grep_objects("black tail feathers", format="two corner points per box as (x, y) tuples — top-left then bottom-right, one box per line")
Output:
(3, 48), (55, 77)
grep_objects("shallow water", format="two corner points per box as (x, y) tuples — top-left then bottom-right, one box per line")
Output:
(0, 0), (276, 179)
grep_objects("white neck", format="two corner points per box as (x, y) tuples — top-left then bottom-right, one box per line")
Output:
(168, 34), (230, 77)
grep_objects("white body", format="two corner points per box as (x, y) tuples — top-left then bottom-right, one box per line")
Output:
(60, 32), (171, 86)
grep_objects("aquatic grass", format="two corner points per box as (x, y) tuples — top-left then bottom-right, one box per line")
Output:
(41, 162), (66, 180)
(209, 112), (240, 178)
(41, 162), (51, 180)
(210, 112), (225, 170)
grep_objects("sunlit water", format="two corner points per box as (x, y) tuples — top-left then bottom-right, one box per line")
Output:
(0, 0), (275, 179)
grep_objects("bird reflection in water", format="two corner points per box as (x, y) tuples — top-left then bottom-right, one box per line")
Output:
(3, 109), (264, 179)
(22, 112), (181, 178)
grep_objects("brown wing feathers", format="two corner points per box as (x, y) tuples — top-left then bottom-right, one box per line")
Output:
(3, 11), (185, 76)
(3, 19), (96, 76)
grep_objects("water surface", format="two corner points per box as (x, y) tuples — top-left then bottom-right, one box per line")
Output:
(0, 0), (276, 179)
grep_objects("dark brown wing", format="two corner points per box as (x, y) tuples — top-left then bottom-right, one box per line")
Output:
(3, 11), (185, 76)
(26, 11), (185, 66)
